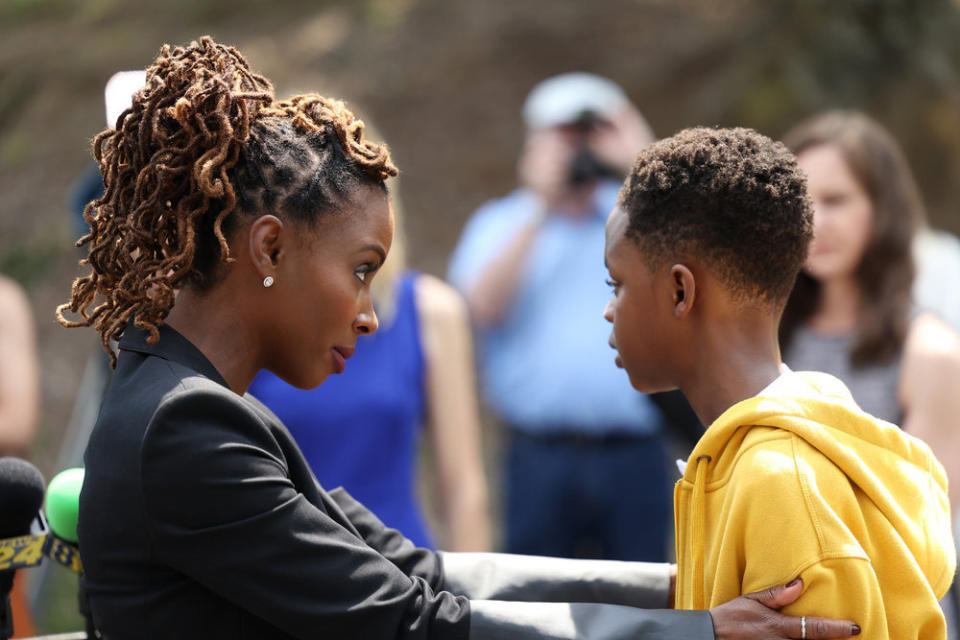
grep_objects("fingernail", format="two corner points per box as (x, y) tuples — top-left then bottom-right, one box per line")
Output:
(786, 578), (802, 588)
(851, 624), (861, 635)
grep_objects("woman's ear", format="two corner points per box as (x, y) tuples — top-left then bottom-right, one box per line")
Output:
(248, 215), (285, 280)
(670, 264), (696, 318)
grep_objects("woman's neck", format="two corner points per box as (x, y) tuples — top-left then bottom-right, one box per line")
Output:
(164, 285), (262, 395)
(808, 275), (861, 334)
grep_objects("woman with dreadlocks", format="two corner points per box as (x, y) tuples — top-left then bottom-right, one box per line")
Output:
(60, 37), (861, 640)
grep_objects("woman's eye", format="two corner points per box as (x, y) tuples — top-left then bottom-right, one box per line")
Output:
(605, 278), (620, 292)
(355, 264), (378, 284)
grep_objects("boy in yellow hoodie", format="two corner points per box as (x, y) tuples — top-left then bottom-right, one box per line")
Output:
(603, 126), (955, 638)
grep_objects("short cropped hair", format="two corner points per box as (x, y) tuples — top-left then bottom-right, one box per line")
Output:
(618, 126), (813, 306)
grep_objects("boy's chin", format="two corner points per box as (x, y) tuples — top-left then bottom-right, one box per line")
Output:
(627, 373), (677, 395)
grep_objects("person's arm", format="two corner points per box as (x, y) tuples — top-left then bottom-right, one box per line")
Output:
(468, 577), (859, 640)
(720, 441), (886, 637)
(463, 209), (545, 328)
(142, 387), (469, 639)
(0, 276), (39, 456)
(323, 489), (859, 639)
(899, 312), (960, 514)
(459, 129), (572, 328)
(326, 486), (446, 588)
(441, 552), (672, 608)
(415, 275), (491, 551)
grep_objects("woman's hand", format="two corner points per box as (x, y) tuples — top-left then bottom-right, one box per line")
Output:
(710, 579), (860, 639)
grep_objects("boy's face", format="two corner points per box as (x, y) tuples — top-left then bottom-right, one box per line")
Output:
(603, 207), (678, 393)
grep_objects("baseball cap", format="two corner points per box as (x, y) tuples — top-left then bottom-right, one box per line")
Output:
(522, 72), (629, 130)
(104, 70), (147, 128)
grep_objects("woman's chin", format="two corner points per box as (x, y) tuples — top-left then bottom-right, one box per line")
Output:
(803, 259), (853, 283)
(301, 370), (331, 390)
(273, 366), (330, 391)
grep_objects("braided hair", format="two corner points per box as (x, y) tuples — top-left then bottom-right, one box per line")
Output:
(57, 37), (398, 366)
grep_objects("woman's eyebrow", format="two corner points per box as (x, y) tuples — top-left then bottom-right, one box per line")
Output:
(359, 244), (387, 262)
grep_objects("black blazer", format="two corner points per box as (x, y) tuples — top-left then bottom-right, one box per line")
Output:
(80, 324), (470, 640)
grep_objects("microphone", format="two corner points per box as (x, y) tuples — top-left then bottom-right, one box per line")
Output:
(45, 468), (95, 640)
(0, 458), (44, 540)
(0, 457), (45, 640)
(45, 467), (83, 544)
(45, 468), (85, 572)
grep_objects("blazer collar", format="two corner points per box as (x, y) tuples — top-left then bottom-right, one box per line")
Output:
(118, 322), (230, 389)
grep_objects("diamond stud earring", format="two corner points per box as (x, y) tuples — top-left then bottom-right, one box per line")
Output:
(263, 276), (275, 288)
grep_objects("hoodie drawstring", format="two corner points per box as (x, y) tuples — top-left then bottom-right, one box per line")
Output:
(692, 454), (711, 609)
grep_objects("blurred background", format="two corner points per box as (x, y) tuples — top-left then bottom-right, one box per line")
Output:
(2, 0), (960, 632)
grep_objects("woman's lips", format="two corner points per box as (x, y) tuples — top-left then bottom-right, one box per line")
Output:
(331, 346), (354, 374)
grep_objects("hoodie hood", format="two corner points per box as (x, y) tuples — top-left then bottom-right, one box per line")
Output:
(679, 370), (954, 610)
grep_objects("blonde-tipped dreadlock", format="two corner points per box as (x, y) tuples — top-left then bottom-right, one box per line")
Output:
(57, 37), (397, 366)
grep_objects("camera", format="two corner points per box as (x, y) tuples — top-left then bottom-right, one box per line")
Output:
(566, 110), (619, 186)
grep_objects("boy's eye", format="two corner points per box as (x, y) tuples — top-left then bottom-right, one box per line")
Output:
(605, 278), (621, 293)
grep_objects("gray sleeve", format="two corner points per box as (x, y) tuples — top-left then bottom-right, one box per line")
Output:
(469, 600), (715, 640)
(440, 551), (672, 609)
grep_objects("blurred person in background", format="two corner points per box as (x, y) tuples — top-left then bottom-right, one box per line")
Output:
(0, 274), (40, 638)
(249, 202), (492, 551)
(781, 110), (960, 512)
(448, 72), (673, 562)
(0, 275), (38, 457)
(69, 71), (148, 239)
(914, 225), (960, 334)
(781, 110), (960, 634)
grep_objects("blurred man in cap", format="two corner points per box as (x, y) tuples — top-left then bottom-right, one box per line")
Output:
(448, 72), (672, 561)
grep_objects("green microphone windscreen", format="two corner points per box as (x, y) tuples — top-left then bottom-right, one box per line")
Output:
(45, 467), (84, 544)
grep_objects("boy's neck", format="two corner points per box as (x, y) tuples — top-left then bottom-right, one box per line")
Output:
(681, 315), (784, 427)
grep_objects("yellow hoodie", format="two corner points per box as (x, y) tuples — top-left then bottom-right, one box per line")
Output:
(674, 370), (955, 638)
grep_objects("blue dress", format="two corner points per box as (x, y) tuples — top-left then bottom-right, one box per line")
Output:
(248, 271), (433, 548)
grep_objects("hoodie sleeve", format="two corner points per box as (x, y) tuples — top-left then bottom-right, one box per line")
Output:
(783, 557), (888, 637)
(728, 433), (947, 638)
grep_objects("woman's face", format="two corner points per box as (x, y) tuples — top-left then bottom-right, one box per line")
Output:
(264, 185), (394, 390)
(797, 144), (874, 282)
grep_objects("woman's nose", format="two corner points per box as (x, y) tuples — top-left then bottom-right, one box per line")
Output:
(354, 296), (379, 335)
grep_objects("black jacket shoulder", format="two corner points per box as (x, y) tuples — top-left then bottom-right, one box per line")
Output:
(79, 324), (468, 640)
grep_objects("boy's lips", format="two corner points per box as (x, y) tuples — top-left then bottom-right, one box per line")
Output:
(608, 337), (623, 368)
